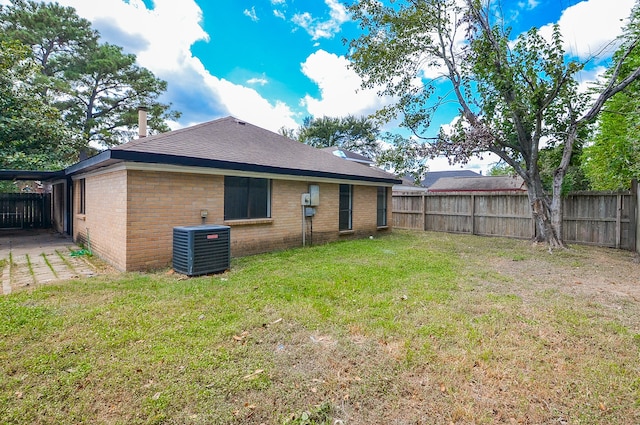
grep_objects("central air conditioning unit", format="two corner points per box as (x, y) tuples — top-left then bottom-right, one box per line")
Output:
(172, 225), (231, 276)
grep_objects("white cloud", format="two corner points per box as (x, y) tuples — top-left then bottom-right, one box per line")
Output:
(517, 0), (539, 10)
(576, 65), (607, 94)
(271, 0), (286, 4)
(540, 0), (635, 60)
(57, 0), (208, 74)
(38, 0), (299, 133)
(247, 77), (269, 86)
(273, 9), (286, 20)
(301, 50), (395, 118)
(292, 0), (350, 40)
(426, 154), (498, 175)
(243, 6), (259, 22)
(201, 72), (298, 131)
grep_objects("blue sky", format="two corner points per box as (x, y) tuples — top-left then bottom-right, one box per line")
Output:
(3, 0), (636, 172)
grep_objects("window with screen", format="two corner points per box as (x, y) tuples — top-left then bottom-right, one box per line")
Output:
(377, 186), (387, 227)
(224, 176), (271, 220)
(77, 179), (86, 214)
(339, 184), (352, 231)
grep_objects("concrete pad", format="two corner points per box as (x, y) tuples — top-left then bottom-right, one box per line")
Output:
(0, 229), (104, 295)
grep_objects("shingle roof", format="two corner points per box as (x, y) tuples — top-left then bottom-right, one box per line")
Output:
(71, 117), (399, 184)
(428, 176), (526, 192)
(421, 170), (480, 188)
(320, 147), (375, 165)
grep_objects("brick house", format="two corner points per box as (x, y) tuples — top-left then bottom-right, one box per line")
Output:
(49, 116), (399, 271)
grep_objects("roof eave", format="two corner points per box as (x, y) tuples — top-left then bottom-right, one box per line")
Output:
(0, 170), (65, 181)
(66, 150), (401, 185)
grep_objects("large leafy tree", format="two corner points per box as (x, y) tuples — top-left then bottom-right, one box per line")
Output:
(297, 115), (427, 180)
(0, 0), (179, 151)
(0, 39), (78, 169)
(348, 0), (640, 247)
(298, 115), (381, 158)
(0, 0), (97, 79)
(375, 132), (428, 183)
(582, 43), (640, 190)
(58, 43), (178, 147)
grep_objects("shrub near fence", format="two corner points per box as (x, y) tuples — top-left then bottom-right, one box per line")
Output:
(392, 185), (639, 252)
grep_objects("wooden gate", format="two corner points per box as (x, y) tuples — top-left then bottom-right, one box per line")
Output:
(0, 193), (52, 229)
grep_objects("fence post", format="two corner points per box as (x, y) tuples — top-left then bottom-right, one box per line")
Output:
(616, 193), (622, 249)
(470, 194), (475, 235)
(632, 179), (638, 253)
(422, 193), (427, 231)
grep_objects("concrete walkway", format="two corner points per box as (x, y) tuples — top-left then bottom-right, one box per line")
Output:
(0, 229), (99, 295)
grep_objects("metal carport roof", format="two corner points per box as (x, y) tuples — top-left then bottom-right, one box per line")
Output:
(0, 170), (64, 181)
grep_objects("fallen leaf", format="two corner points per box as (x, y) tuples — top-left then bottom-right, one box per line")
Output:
(440, 383), (447, 393)
(271, 318), (283, 325)
(15, 391), (23, 399)
(152, 392), (161, 400)
(599, 402), (607, 411)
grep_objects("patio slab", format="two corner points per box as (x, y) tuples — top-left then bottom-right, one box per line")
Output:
(0, 229), (100, 295)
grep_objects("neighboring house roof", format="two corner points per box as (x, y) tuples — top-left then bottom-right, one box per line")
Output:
(67, 117), (400, 185)
(320, 147), (375, 166)
(428, 176), (527, 192)
(393, 175), (429, 193)
(421, 170), (481, 188)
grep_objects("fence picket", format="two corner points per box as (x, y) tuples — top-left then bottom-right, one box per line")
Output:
(393, 190), (635, 251)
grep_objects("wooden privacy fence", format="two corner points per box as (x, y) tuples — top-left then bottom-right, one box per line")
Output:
(0, 193), (52, 229)
(392, 188), (639, 252)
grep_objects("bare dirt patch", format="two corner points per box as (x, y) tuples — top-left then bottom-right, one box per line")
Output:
(486, 243), (640, 331)
(497, 244), (639, 297)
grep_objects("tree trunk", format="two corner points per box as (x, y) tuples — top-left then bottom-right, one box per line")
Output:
(525, 177), (564, 248)
(549, 166), (567, 250)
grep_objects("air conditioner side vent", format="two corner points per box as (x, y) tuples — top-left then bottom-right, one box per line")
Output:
(172, 225), (231, 276)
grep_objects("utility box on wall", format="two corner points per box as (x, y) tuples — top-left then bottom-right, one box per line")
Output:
(309, 184), (320, 206)
(173, 225), (231, 276)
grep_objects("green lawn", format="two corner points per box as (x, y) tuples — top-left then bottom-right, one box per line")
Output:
(1, 231), (639, 424)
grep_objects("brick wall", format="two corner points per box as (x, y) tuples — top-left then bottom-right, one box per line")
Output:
(80, 167), (393, 271)
(126, 170), (224, 271)
(73, 170), (128, 270)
